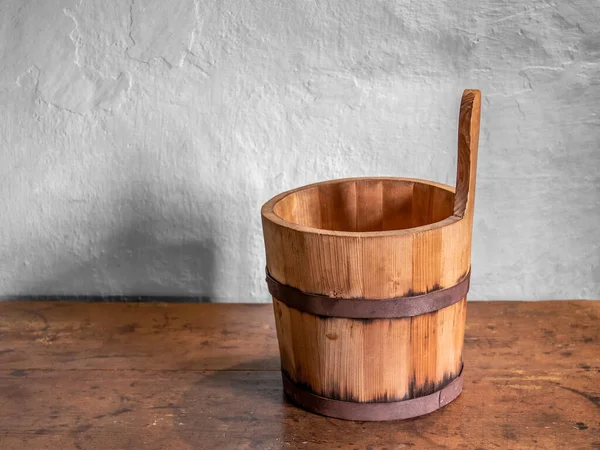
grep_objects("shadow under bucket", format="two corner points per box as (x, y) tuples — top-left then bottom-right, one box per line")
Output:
(261, 90), (481, 421)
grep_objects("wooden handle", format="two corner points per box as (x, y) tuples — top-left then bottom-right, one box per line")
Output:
(453, 89), (481, 218)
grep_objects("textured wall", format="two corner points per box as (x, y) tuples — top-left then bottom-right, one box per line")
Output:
(1, 0), (598, 301)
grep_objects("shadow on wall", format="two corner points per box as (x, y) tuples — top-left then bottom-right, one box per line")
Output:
(12, 180), (219, 303)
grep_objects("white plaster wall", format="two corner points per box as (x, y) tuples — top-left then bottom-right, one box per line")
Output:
(1, 0), (598, 301)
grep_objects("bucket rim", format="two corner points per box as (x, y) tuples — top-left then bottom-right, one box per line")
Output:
(261, 176), (463, 237)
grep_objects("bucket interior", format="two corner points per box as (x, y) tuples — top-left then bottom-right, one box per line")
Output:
(273, 179), (454, 232)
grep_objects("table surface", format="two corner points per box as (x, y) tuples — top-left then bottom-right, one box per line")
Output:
(0, 300), (598, 449)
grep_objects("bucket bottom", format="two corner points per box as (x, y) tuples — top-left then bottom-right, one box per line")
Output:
(282, 365), (463, 421)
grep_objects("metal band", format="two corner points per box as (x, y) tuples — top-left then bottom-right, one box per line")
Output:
(283, 365), (464, 421)
(266, 269), (470, 319)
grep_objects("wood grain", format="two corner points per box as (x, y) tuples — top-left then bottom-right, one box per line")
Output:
(0, 300), (598, 449)
(454, 89), (481, 219)
(263, 178), (466, 298)
(0, 303), (279, 371)
(262, 90), (481, 403)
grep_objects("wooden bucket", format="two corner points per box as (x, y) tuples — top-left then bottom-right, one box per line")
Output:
(261, 90), (481, 421)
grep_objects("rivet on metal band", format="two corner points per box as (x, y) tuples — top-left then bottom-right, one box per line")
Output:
(282, 364), (464, 421)
(265, 269), (470, 319)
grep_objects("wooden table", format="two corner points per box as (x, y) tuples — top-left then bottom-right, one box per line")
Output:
(0, 301), (598, 449)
